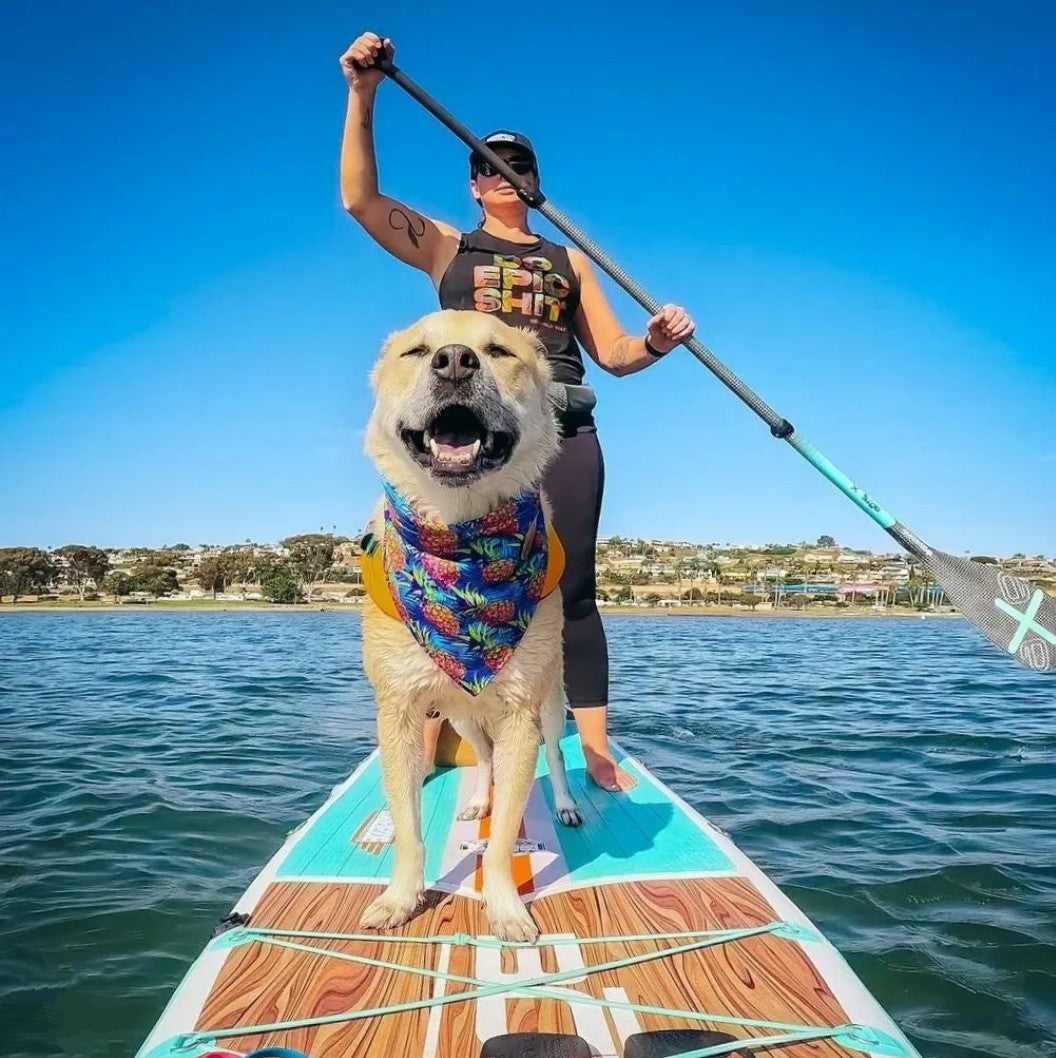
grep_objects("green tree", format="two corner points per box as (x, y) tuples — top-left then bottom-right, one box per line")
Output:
(196, 555), (227, 599)
(105, 571), (133, 601)
(970, 556), (998, 564)
(816, 535), (836, 547)
(220, 546), (257, 589)
(56, 545), (110, 601)
(130, 564), (179, 596)
(0, 547), (56, 602)
(129, 547), (183, 567)
(683, 556), (701, 602)
(262, 565), (301, 604)
(253, 551), (285, 583)
(281, 534), (336, 602)
(671, 557), (685, 605)
(905, 560), (936, 610)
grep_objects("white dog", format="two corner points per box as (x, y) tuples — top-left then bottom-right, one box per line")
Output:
(359, 309), (580, 942)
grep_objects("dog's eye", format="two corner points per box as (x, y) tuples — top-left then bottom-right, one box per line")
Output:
(400, 344), (429, 359)
(484, 343), (514, 359)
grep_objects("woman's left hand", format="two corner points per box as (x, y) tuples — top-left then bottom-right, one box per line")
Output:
(646, 304), (695, 354)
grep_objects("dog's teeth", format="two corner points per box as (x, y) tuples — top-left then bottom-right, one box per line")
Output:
(428, 437), (439, 457)
(470, 439), (481, 457)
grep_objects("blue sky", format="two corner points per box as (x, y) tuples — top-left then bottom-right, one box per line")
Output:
(3, 1), (1054, 556)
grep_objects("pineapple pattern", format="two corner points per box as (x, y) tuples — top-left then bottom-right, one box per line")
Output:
(483, 559), (517, 584)
(381, 480), (551, 695)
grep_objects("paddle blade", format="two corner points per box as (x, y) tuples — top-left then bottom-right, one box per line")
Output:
(922, 550), (1056, 672)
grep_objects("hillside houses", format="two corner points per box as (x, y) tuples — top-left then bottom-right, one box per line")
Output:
(4, 534), (1052, 607)
(593, 538), (1005, 600)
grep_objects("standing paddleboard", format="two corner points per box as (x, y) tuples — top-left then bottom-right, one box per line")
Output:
(137, 727), (919, 1058)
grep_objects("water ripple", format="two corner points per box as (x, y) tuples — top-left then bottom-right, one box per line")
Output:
(1, 612), (1054, 1057)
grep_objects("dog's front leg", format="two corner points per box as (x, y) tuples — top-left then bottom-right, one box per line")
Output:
(481, 709), (541, 943)
(360, 705), (426, 929)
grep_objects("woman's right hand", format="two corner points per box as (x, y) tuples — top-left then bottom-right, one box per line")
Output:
(339, 32), (393, 93)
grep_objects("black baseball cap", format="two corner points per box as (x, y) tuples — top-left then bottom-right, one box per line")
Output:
(469, 130), (538, 174)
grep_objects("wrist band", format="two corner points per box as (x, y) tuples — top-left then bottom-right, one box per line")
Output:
(644, 337), (669, 358)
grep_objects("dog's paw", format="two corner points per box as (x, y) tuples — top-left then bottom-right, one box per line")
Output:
(359, 884), (423, 930)
(554, 798), (582, 828)
(457, 800), (491, 821)
(484, 891), (539, 944)
(554, 804), (588, 829)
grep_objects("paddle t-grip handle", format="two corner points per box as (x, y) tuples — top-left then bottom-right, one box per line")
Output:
(352, 36), (392, 72)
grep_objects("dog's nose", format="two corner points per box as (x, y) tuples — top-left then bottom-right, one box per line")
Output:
(431, 344), (479, 383)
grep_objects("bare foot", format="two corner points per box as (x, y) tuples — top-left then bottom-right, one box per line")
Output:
(572, 704), (638, 793)
(583, 746), (637, 792)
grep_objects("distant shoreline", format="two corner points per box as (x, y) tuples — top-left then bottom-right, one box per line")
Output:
(0, 600), (964, 619)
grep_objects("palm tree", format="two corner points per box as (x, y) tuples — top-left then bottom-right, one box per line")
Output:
(685, 556), (705, 605)
(672, 557), (685, 606)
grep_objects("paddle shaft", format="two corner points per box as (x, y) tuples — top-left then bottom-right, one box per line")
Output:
(361, 49), (1056, 664)
(373, 56), (932, 562)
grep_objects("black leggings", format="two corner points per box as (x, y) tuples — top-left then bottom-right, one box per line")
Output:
(542, 427), (608, 707)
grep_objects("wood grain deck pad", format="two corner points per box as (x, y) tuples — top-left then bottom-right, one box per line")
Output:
(199, 877), (853, 1057)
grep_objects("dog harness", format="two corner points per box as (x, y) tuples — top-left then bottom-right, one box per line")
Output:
(361, 482), (565, 695)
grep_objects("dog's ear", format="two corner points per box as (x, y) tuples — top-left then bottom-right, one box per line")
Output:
(371, 326), (412, 390)
(379, 327), (406, 356)
(515, 326), (550, 370)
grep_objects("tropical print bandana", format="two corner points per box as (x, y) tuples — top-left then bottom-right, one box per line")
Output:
(380, 480), (549, 695)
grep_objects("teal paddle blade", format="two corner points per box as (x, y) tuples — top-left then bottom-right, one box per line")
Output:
(922, 550), (1056, 672)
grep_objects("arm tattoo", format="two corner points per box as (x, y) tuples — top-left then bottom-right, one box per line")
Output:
(610, 335), (632, 376)
(387, 207), (426, 250)
(360, 106), (373, 131)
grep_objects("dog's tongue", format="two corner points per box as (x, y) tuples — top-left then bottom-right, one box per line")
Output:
(430, 430), (480, 466)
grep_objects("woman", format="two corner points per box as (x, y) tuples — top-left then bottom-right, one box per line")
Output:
(339, 32), (694, 792)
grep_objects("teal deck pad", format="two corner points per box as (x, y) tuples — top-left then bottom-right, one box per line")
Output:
(539, 728), (734, 882)
(276, 754), (461, 882)
(276, 725), (732, 886)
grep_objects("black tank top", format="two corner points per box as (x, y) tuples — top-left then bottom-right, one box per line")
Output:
(437, 228), (586, 385)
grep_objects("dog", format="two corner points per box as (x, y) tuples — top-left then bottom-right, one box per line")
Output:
(359, 309), (580, 942)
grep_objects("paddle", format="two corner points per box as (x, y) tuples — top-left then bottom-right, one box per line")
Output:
(364, 51), (1056, 674)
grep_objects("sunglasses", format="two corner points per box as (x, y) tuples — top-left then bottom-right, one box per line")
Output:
(475, 157), (535, 178)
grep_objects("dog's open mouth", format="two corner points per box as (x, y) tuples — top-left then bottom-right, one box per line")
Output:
(401, 404), (515, 481)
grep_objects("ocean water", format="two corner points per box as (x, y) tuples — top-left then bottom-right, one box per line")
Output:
(1, 611), (1054, 1058)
